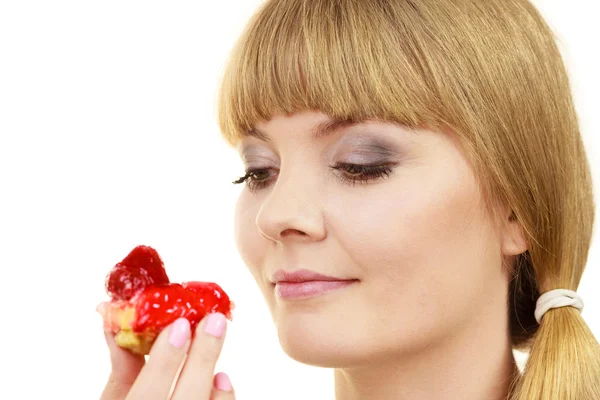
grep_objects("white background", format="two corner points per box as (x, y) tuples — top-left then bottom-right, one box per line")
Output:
(0, 1), (598, 399)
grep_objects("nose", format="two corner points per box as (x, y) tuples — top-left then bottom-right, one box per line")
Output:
(255, 172), (327, 244)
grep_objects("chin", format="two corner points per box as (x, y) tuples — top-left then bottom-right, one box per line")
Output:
(273, 307), (439, 370)
(274, 312), (377, 368)
(277, 326), (349, 367)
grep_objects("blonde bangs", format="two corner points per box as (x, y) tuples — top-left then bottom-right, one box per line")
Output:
(217, 0), (444, 146)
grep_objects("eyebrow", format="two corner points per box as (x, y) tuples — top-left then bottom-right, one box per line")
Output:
(245, 118), (359, 143)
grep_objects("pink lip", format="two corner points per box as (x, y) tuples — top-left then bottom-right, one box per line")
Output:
(271, 269), (358, 299)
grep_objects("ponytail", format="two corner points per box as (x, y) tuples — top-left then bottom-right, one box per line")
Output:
(511, 300), (600, 399)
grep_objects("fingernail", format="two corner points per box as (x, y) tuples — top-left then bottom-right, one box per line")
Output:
(203, 312), (226, 338)
(168, 318), (191, 348)
(214, 372), (233, 392)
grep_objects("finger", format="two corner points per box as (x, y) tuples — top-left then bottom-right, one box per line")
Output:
(100, 331), (145, 400)
(126, 318), (191, 400)
(210, 372), (235, 400)
(171, 312), (228, 399)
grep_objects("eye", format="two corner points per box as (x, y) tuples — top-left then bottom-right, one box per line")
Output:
(232, 163), (395, 192)
(330, 162), (395, 185)
(232, 168), (275, 192)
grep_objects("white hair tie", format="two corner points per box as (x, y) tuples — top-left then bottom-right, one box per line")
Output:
(534, 289), (584, 323)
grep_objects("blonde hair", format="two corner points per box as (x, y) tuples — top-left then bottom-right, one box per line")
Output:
(217, 0), (600, 398)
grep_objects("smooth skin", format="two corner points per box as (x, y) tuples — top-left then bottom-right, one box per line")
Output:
(234, 111), (527, 399)
(100, 313), (234, 400)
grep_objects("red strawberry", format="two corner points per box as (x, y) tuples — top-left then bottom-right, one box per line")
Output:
(106, 245), (170, 300)
(182, 281), (235, 319)
(98, 245), (233, 355)
(99, 282), (233, 355)
(133, 283), (204, 332)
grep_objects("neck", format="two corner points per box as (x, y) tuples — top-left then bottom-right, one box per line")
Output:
(334, 313), (520, 400)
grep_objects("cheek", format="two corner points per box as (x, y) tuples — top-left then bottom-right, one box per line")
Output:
(326, 156), (500, 341)
(233, 192), (266, 281)
(234, 194), (281, 324)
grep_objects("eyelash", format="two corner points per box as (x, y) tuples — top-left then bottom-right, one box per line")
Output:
(232, 163), (395, 192)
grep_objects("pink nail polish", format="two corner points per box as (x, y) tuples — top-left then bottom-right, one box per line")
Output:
(214, 372), (233, 392)
(168, 318), (191, 348)
(203, 312), (226, 338)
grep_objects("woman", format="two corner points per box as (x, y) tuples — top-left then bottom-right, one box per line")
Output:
(100, 0), (600, 399)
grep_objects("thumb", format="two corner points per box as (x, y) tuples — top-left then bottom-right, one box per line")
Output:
(100, 331), (145, 400)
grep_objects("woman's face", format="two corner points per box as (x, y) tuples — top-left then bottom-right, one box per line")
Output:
(233, 110), (516, 367)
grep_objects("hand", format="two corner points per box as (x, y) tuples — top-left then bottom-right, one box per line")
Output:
(100, 313), (235, 400)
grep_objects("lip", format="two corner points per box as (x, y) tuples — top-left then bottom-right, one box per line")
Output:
(271, 269), (350, 284)
(271, 269), (358, 299)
